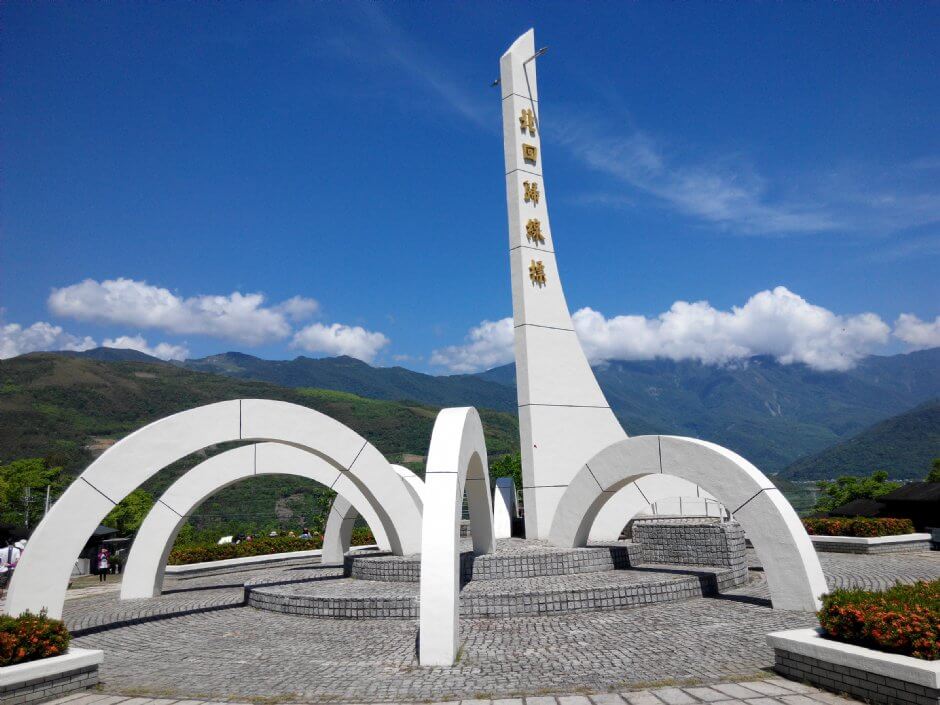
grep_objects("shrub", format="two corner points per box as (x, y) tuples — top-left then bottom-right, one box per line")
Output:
(350, 526), (375, 546)
(803, 517), (915, 537)
(818, 580), (939, 660)
(0, 611), (71, 667)
(168, 534), (323, 565)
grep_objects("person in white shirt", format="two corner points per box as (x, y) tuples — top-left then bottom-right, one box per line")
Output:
(0, 540), (22, 589)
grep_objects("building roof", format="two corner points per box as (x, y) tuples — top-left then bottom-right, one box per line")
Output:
(882, 482), (940, 502)
(826, 498), (886, 517)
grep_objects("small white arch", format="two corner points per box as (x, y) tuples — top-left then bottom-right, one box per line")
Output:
(121, 443), (393, 599)
(6, 399), (422, 618)
(549, 435), (827, 611)
(493, 476), (519, 539)
(419, 407), (495, 666)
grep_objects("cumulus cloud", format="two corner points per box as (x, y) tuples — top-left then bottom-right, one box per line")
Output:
(101, 334), (190, 361)
(893, 314), (940, 350)
(48, 278), (315, 346)
(431, 287), (891, 373)
(291, 323), (389, 363)
(0, 321), (96, 359)
(429, 318), (515, 374)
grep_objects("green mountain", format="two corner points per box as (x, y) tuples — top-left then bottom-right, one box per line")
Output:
(780, 400), (940, 481)
(0, 354), (518, 530)
(51, 346), (940, 476)
(183, 352), (517, 411)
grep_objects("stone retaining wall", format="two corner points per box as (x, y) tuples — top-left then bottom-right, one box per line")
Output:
(632, 519), (746, 568)
(0, 664), (98, 705)
(345, 543), (642, 583)
(774, 648), (938, 705)
(810, 538), (932, 554)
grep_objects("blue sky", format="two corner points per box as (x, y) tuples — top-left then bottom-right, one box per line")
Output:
(2, 2), (938, 372)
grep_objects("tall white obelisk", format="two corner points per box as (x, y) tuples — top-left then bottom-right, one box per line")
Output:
(500, 30), (627, 539)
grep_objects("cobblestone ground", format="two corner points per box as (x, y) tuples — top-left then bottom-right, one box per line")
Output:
(63, 550), (939, 704)
(48, 678), (861, 705)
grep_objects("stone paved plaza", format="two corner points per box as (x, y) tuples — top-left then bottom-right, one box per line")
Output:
(51, 549), (939, 704)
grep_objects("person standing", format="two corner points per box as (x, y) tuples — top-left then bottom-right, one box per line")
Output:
(0, 539), (22, 592)
(96, 546), (110, 582)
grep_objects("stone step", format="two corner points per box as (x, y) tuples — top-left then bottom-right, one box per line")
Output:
(245, 563), (749, 619)
(343, 538), (643, 583)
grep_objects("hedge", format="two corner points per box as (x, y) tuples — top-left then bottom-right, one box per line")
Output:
(169, 528), (376, 565)
(0, 611), (71, 667)
(818, 579), (939, 660)
(802, 517), (916, 537)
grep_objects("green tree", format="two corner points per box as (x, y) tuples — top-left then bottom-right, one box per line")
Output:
(0, 458), (67, 527)
(103, 489), (155, 534)
(926, 458), (940, 483)
(814, 471), (901, 513)
(490, 452), (522, 494)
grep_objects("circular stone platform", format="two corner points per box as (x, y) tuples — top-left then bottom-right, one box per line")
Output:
(245, 537), (748, 619)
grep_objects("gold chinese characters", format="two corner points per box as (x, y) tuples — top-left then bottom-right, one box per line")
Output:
(529, 260), (547, 286)
(522, 143), (538, 163)
(523, 181), (540, 205)
(519, 108), (537, 135)
(526, 219), (545, 245)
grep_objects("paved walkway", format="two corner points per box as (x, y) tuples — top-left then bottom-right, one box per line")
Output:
(47, 678), (859, 705)
(57, 549), (939, 703)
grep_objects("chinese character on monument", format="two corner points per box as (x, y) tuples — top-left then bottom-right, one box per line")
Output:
(526, 219), (545, 245)
(523, 181), (540, 205)
(519, 108), (537, 135)
(529, 259), (547, 286)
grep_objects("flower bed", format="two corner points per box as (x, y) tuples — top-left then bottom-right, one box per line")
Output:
(818, 579), (939, 660)
(0, 612), (70, 667)
(169, 527), (375, 565)
(803, 516), (915, 537)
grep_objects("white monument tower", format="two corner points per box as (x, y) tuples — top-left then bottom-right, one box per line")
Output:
(500, 30), (627, 539)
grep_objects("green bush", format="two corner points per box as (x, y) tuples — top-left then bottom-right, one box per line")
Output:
(168, 526), (380, 565)
(0, 611), (71, 667)
(803, 517), (915, 537)
(818, 580), (939, 660)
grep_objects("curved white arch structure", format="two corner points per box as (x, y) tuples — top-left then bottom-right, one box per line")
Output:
(121, 442), (393, 599)
(588, 477), (720, 541)
(549, 435), (828, 611)
(493, 476), (519, 539)
(6, 399), (422, 618)
(419, 407), (495, 666)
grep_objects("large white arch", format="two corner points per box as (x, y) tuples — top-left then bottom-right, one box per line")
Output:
(419, 407), (495, 666)
(589, 476), (720, 541)
(121, 442), (393, 599)
(6, 399), (422, 618)
(549, 435), (828, 612)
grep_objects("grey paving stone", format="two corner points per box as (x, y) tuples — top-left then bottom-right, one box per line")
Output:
(622, 693), (663, 705)
(558, 698), (592, 705)
(779, 697), (821, 705)
(738, 682), (793, 697)
(711, 684), (764, 699)
(492, 700), (524, 705)
(589, 695), (626, 705)
(681, 687), (730, 702)
(649, 688), (697, 705)
(525, 699), (557, 705)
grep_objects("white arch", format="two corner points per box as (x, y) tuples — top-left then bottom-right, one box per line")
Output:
(419, 407), (495, 666)
(121, 443), (393, 599)
(589, 476), (720, 541)
(493, 476), (518, 539)
(6, 399), (422, 618)
(549, 435), (827, 611)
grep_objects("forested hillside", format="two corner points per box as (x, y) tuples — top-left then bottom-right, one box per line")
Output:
(781, 400), (940, 480)
(0, 354), (518, 530)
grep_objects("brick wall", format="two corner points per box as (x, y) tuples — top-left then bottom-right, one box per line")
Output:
(0, 663), (98, 705)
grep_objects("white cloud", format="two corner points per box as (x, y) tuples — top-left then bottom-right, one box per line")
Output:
(893, 314), (940, 350)
(431, 287), (891, 373)
(0, 321), (96, 359)
(273, 295), (320, 322)
(430, 318), (515, 374)
(49, 278), (306, 345)
(102, 334), (190, 361)
(291, 323), (389, 363)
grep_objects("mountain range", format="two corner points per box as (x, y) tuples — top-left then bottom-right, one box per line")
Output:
(52, 346), (940, 478)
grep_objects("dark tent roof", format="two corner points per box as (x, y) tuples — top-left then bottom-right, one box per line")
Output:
(882, 482), (940, 502)
(827, 498), (886, 517)
(92, 525), (119, 536)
